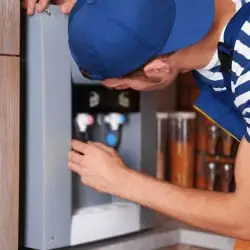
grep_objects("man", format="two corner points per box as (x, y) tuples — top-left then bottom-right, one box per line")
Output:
(24, 0), (250, 245)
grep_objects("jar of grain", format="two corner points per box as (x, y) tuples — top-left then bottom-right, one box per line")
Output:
(169, 112), (196, 188)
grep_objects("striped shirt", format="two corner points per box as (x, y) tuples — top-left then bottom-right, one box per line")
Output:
(195, 0), (250, 142)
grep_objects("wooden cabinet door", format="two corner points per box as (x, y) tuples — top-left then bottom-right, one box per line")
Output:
(0, 56), (20, 250)
(234, 240), (250, 250)
(0, 0), (20, 55)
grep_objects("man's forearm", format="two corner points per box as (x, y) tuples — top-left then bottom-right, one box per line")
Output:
(122, 169), (248, 240)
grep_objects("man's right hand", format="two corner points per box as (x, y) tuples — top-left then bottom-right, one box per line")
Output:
(22, 0), (76, 15)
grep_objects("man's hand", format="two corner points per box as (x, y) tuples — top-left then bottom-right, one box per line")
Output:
(22, 0), (76, 15)
(22, 0), (49, 15)
(59, 0), (76, 14)
(68, 138), (250, 241)
(68, 140), (132, 195)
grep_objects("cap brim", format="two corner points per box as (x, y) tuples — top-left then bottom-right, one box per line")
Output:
(160, 0), (215, 54)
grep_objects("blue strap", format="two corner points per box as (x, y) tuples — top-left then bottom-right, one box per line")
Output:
(192, 3), (250, 142)
(193, 71), (245, 141)
(224, 2), (250, 47)
(219, 2), (250, 87)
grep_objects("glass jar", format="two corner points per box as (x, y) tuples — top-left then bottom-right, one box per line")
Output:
(207, 162), (218, 191)
(207, 124), (220, 156)
(195, 114), (208, 189)
(156, 112), (168, 181)
(169, 112), (196, 188)
(222, 133), (234, 157)
(220, 163), (234, 193)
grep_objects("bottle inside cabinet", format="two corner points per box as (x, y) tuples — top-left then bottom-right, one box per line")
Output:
(195, 115), (208, 190)
(156, 113), (168, 181)
(174, 73), (238, 194)
(207, 125), (220, 157)
(166, 113), (238, 193)
(195, 114), (238, 193)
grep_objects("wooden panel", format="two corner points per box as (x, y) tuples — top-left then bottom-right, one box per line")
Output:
(0, 0), (20, 55)
(0, 56), (20, 250)
(156, 82), (176, 112)
(176, 72), (199, 111)
(234, 240), (250, 250)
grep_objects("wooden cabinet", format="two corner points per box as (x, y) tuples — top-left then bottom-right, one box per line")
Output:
(0, 0), (20, 55)
(0, 0), (21, 248)
(234, 240), (250, 250)
(0, 56), (20, 249)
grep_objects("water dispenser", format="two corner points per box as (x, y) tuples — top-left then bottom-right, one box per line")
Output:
(22, 5), (157, 250)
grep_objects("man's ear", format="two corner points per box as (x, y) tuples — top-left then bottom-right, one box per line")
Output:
(143, 57), (171, 73)
(143, 57), (172, 81)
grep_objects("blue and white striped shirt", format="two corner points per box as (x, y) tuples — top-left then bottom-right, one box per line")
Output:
(195, 0), (250, 141)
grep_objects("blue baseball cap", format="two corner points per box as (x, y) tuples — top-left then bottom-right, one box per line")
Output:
(68, 0), (215, 81)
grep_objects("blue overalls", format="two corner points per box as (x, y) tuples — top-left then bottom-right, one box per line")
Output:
(193, 3), (250, 142)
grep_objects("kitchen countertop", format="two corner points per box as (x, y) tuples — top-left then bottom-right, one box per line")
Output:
(156, 245), (216, 250)
(20, 220), (235, 250)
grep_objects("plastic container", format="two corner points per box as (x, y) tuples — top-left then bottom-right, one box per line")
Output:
(222, 134), (234, 157)
(220, 163), (234, 193)
(156, 113), (168, 181)
(169, 112), (196, 188)
(207, 125), (220, 156)
(207, 162), (218, 191)
(195, 114), (208, 189)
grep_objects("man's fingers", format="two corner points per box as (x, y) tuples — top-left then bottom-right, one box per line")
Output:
(68, 162), (81, 175)
(71, 140), (114, 156)
(71, 140), (94, 154)
(60, 0), (76, 14)
(68, 151), (84, 165)
(36, 0), (49, 12)
(26, 0), (36, 15)
(24, 0), (76, 15)
(89, 142), (115, 155)
(24, 0), (49, 15)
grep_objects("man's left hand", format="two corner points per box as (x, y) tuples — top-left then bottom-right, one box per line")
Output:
(68, 140), (131, 195)
(22, 0), (76, 15)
